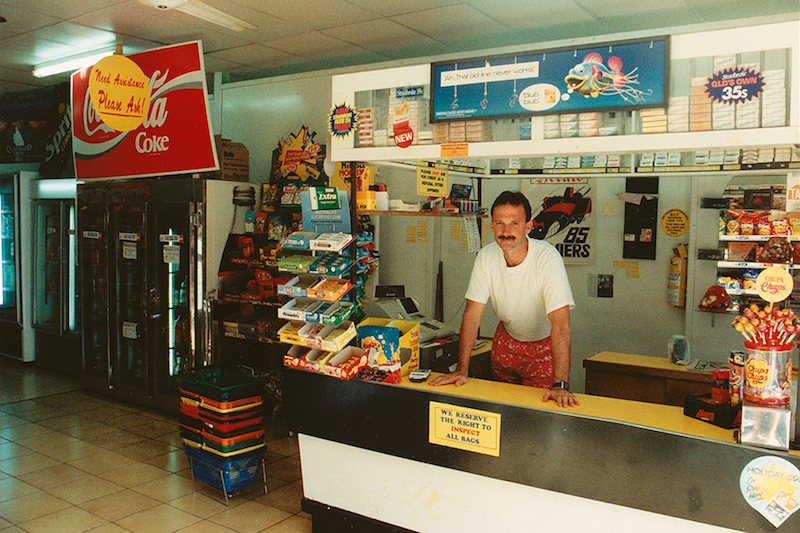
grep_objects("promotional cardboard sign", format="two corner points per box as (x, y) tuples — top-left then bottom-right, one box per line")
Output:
(71, 41), (218, 180)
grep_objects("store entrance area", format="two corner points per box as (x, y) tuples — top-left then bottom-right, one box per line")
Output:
(0, 356), (308, 532)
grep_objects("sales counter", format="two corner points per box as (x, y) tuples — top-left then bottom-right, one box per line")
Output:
(283, 367), (800, 533)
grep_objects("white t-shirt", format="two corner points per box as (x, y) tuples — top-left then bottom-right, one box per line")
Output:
(464, 237), (575, 342)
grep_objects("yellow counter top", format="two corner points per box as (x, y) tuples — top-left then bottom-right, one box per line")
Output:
(406, 372), (799, 456)
(586, 351), (706, 373)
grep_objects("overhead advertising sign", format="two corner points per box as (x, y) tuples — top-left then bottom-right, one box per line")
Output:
(431, 37), (669, 122)
(71, 41), (218, 180)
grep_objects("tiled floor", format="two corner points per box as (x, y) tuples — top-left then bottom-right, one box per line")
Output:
(0, 356), (311, 533)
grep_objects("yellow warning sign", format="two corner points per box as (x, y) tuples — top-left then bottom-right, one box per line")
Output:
(429, 401), (501, 456)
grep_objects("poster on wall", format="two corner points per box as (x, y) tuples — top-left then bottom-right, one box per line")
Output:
(0, 86), (53, 163)
(431, 37), (668, 122)
(39, 82), (73, 177)
(71, 40), (218, 180)
(622, 178), (659, 260)
(522, 178), (595, 265)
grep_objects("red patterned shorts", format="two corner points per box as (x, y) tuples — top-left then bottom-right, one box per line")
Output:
(491, 322), (553, 388)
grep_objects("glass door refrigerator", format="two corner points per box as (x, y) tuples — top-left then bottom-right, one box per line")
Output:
(0, 174), (23, 360)
(78, 176), (244, 411)
(31, 179), (80, 374)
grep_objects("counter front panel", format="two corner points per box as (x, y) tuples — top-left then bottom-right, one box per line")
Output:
(284, 368), (800, 532)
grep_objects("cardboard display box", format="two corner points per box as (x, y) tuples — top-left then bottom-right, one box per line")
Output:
(357, 317), (420, 376)
(207, 135), (250, 182)
(284, 345), (368, 380)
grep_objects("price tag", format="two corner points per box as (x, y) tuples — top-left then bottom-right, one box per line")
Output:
(122, 241), (137, 260)
(163, 244), (180, 264)
(122, 321), (138, 340)
(440, 142), (469, 158)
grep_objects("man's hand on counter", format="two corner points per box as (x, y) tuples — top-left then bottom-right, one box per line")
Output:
(542, 387), (580, 408)
(428, 369), (468, 387)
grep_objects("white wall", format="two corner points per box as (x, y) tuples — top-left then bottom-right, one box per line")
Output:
(371, 170), (693, 393)
(218, 72), (333, 185)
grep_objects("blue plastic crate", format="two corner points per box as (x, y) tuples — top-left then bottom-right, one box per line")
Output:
(184, 445), (265, 493)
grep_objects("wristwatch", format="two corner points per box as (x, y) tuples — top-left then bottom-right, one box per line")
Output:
(551, 381), (569, 391)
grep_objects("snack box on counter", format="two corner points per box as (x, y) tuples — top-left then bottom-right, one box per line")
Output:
(278, 298), (357, 325)
(278, 320), (356, 353)
(277, 254), (319, 273)
(684, 393), (742, 429)
(279, 231), (320, 250)
(318, 301), (358, 326)
(310, 233), (354, 253)
(306, 278), (352, 301)
(221, 311), (281, 340)
(277, 274), (320, 298)
(278, 298), (330, 322)
(311, 254), (351, 276)
(284, 345), (368, 380)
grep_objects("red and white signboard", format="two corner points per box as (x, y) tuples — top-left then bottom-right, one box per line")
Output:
(71, 41), (219, 180)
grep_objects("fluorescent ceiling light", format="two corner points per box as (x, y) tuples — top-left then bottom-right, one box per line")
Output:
(35, 179), (77, 199)
(139, 0), (256, 32)
(32, 46), (119, 78)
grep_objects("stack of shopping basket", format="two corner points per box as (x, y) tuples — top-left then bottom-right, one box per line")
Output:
(179, 368), (267, 504)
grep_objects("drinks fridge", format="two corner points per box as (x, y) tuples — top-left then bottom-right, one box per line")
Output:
(0, 174), (22, 359)
(78, 176), (247, 411)
(31, 178), (80, 374)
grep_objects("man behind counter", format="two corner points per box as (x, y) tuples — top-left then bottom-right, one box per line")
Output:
(430, 191), (579, 408)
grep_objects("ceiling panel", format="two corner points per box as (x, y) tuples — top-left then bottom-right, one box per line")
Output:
(30, 22), (119, 50)
(0, 1), (62, 32)
(344, 0), (462, 18)
(688, 0), (800, 22)
(208, 43), (295, 67)
(0, 0), (797, 93)
(0, 0), (131, 20)
(230, 0), (382, 30)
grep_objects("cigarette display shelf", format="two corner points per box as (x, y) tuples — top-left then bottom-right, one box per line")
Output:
(358, 209), (487, 218)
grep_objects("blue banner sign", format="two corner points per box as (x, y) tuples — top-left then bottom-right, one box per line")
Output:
(431, 37), (669, 122)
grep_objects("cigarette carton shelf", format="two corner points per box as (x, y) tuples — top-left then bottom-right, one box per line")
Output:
(358, 209), (487, 218)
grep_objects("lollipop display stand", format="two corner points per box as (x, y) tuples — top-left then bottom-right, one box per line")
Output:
(733, 268), (796, 450)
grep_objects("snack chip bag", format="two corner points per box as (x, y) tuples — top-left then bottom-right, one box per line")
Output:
(739, 215), (755, 235)
(756, 216), (772, 236)
(772, 217), (789, 235)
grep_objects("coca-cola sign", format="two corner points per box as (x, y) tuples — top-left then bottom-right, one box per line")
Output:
(71, 41), (218, 180)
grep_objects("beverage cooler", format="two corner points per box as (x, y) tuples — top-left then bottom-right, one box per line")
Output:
(32, 179), (80, 374)
(0, 174), (23, 359)
(78, 176), (245, 411)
